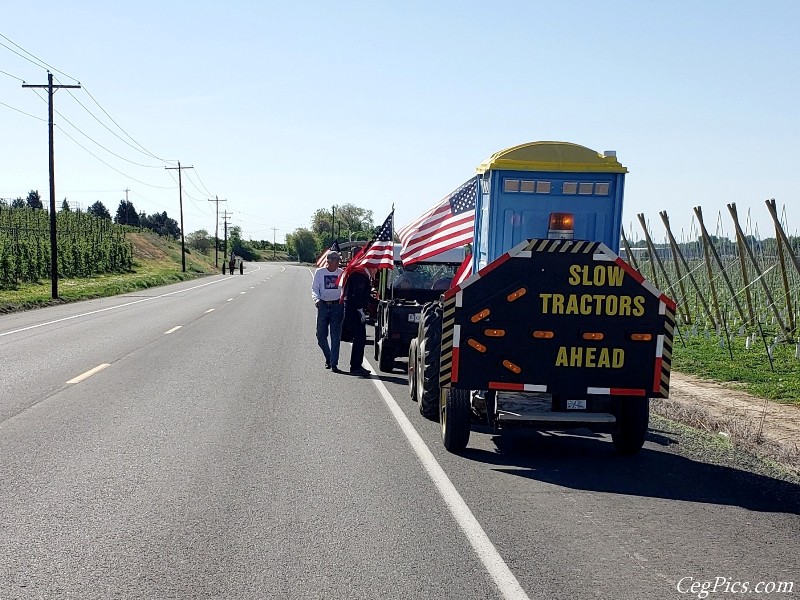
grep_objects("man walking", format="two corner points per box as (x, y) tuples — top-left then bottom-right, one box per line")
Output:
(311, 251), (344, 372)
(342, 267), (371, 376)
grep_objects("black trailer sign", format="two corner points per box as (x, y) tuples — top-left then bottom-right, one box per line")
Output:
(439, 239), (676, 399)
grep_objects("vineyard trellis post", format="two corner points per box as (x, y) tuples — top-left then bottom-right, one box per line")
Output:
(693, 206), (749, 327)
(728, 203), (790, 337)
(766, 198), (800, 335)
(660, 211), (709, 326)
(620, 227), (639, 271)
(636, 213), (688, 323)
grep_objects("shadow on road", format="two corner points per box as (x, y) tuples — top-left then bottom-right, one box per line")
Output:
(458, 428), (800, 515)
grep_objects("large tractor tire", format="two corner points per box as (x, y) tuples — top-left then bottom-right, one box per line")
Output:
(612, 398), (650, 455)
(441, 388), (471, 452)
(418, 302), (443, 420)
(407, 338), (419, 402)
(377, 338), (395, 373)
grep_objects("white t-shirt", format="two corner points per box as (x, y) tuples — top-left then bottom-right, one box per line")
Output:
(311, 267), (343, 302)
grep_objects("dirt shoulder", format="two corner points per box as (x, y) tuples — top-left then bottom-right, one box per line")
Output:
(653, 372), (800, 474)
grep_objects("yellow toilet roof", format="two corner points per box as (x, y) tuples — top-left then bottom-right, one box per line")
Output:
(476, 141), (627, 174)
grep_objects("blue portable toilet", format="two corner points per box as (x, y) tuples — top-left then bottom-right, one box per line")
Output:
(472, 141), (627, 271)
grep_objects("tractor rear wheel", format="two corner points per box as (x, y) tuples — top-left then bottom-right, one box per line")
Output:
(612, 398), (650, 455)
(377, 338), (395, 373)
(407, 338), (419, 402)
(441, 388), (471, 452)
(418, 303), (442, 420)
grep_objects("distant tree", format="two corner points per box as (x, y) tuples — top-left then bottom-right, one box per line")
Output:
(115, 200), (140, 226)
(287, 228), (317, 262)
(61, 198), (71, 212)
(11, 197), (25, 209)
(187, 229), (211, 253)
(140, 211), (180, 237)
(87, 201), (112, 220)
(26, 190), (43, 209)
(311, 204), (374, 241)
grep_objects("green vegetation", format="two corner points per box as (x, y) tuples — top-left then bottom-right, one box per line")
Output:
(672, 333), (800, 405)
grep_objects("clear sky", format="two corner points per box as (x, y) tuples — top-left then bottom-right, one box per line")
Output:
(2, 1), (799, 246)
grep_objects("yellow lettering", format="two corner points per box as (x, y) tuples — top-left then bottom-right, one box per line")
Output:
(566, 294), (579, 314)
(585, 347), (596, 367)
(593, 265), (606, 286)
(552, 294), (565, 314)
(570, 346), (583, 367)
(554, 346), (626, 368)
(597, 348), (611, 367)
(556, 346), (568, 366)
(539, 293), (552, 313)
(568, 264), (582, 285)
(580, 294), (592, 315)
(632, 296), (645, 317)
(605, 295), (618, 316)
(593, 294), (605, 315)
(619, 295), (632, 316)
(607, 266), (625, 286)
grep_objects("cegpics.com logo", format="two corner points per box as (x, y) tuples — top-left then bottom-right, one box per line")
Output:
(677, 577), (794, 599)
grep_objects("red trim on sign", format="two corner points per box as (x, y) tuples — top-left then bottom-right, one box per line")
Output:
(614, 256), (644, 284)
(488, 382), (524, 391)
(443, 286), (461, 300)
(653, 356), (663, 392)
(659, 294), (677, 312)
(451, 347), (460, 383)
(479, 252), (512, 278)
(610, 388), (646, 396)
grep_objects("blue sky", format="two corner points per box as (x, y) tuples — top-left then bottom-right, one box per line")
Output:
(2, 1), (799, 245)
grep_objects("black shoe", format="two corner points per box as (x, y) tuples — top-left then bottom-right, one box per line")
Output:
(331, 366), (342, 373)
(325, 362), (331, 369)
(350, 366), (370, 376)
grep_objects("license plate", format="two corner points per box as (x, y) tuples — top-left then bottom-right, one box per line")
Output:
(566, 400), (587, 410)
(408, 313), (421, 323)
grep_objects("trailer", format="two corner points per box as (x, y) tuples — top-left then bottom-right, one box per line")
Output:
(407, 142), (675, 454)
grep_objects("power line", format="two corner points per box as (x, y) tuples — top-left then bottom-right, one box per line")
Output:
(0, 99), (46, 121)
(0, 33), (79, 83)
(0, 68), (25, 82)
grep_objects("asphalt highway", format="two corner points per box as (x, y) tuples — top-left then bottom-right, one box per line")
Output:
(1, 263), (797, 599)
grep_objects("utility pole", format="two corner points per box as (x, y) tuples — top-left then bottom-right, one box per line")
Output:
(165, 162), (193, 272)
(331, 205), (336, 243)
(271, 227), (278, 260)
(208, 196), (227, 267)
(222, 210), (231, 268)
(124, 188), (130, 203)
(22, 72), (81, 299)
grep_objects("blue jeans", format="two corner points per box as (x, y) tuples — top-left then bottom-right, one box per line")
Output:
(316, 302), (344, 367)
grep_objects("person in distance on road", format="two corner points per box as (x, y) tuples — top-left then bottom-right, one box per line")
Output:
(311, 251), (344, 372)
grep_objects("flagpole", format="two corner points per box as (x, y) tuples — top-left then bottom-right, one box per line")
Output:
(390, 206), (396, 302)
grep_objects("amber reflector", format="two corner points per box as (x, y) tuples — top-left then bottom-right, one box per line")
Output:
(532, 330), (554, 339)
(502, 359), (522, 374)
(471, 308), (491, 323)
(631, 333), (653, 341)
(507, 288), (527, 302)
(582, 332), (604, 341)
(484, 329), (506, 337)
(467, 339), (487, 353)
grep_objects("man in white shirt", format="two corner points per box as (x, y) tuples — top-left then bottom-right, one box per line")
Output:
(311, 251), (344, 372)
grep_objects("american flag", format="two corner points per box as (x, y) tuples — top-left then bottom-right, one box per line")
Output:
(352, 211), (394, 270)
(315, 240), (341, 268)
(451, 253), (473, 288)
(397, 177), (477, 265)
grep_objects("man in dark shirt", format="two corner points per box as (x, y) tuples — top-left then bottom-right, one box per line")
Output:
(342, 268), (372, 376)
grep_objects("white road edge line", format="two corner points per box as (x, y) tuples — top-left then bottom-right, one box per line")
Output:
(0, 273), (256, 339)
(67, 363), (110, 385)
(164, 326), (182, 334)
(366, 364), (531, 600)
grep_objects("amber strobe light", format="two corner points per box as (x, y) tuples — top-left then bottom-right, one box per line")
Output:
(532, 330), (555, 339)
(548, 212), (574, 239)
(582, 332), (604, 341)
(631, 333), (653, 341)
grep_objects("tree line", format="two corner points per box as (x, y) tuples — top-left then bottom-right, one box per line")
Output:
(285, 204), (375, 263)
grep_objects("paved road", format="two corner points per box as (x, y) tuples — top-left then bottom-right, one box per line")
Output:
(1, 264), (797, 600)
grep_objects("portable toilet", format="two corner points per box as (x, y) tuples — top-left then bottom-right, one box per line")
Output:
(472, 141), (627, 271)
